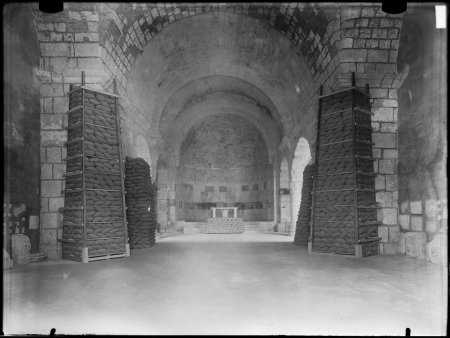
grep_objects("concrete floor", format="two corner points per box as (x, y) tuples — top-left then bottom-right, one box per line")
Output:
(3, 234), (447, 335)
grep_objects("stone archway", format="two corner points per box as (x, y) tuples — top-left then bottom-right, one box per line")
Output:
(135, 135), (152, 168)
(290, 137), (312, 236)
(155, 154), (170, 232)
(279, 157), (290, 232)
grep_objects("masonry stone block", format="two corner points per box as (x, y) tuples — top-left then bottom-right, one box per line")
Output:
(41, 114), (63, 130)
(37, 23), (54, 31)
(39, 244), (62, 259)
(40, 229), (57, 245)
(411, 215), (423, 232)
(397, 232), (406, 254)
(41, 180), (62, 198)
(388, 225), (400, 242)
(48, 197), (64, 212)
(53, 97), (69, 114)
(425, 200), (437, 217)
(385, 175), (398, 191)
(372, 107), (394, 122)
(41, 131), (67, 146)
(427, 234), (447, 265)
(341, 38), (354, 48)
(40, 84), (64, 97)
(41, 212), (60, 229)
(40, 43), (74, 57)
(11, 234), (31, 266)
(378, 225), (388, 242)
(46, 147), (62, 163)
(41, 164), (52, 179)
(383, 149), (398, 159)
(371, 28), (388, 39)
(372, 148), (381, 158)
(426, 218), (437, 233)
(410, 201), (422, 214)
(372, 133), (396, 149)
(379, 122), (398, 133)
(80, 11), (99, 22)
(74, 43), (100, 57)
(376, 191), (393, 207)
(392, 191), (398, 207)
(41, 198), (49, 213)
(368, 49), (389, 62)
(49, 57), (68, 72)
(53, 164), (66, 179)
(405, 232), (427, 260)
(340, 49), (367, 63)
(378, 208), (398, 225)
(380, 242), (397, 255)
(77, 57), (102, 69)
(75, 33), (99, 42)
(400, 201), (409, 213)
(374, 175), (385, 190)
(54, 22), (67, 32)
(43, 98), (53, 113)
(370, 88), (388, 98)
(378, 159), (397, 174)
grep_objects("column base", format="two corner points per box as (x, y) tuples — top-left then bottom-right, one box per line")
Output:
(81, 247), (88, 263)
(308, 242), (313, 254)
(355, 244), (363, 259)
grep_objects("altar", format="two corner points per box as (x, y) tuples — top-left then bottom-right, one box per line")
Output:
(211, 207), (238, 218)
(206, 207), (244, 234)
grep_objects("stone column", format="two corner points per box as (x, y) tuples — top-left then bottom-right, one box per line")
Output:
(212, 208), (216, 218)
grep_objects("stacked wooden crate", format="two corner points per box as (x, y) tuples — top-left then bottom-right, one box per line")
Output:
(310, 74), (381, 258)
(293, 164), (314, 246)
(206, 217), (245, 234)
(62, 82), (129, 263)
(124, 157), (157, 249)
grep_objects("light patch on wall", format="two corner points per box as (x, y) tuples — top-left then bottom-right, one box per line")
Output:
(436, 5), (446, 29)
(295, 84), (300, 95)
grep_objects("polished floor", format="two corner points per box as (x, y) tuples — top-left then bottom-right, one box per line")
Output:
(3, 233), (447, 335)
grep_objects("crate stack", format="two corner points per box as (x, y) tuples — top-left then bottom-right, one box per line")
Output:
(293, 164), (315, 246)
(62, 78), (130, 263)
(206, 217), (245, 234)
(309, 73), (381, 258)
(124, 157), (157, 248)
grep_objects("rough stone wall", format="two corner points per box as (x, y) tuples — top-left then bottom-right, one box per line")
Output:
(4, 3), (42, 255)
(178, 115), (272, 221)
(396, 7), (447, 264)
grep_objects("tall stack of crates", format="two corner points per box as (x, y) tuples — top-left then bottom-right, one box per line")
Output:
(61, 78), (129, 263)
(309, 73), (381, 258)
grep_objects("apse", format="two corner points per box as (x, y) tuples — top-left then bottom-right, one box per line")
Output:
(177, 113), (272, 221)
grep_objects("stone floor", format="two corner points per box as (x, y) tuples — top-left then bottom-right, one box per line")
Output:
(3, 234), (447, 335)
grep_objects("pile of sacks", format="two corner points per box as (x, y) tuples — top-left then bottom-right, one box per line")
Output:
(125, 157), (157, 249)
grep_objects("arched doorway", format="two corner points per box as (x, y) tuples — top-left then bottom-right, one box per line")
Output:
(290, 137), (312, 236)
(155, 154), (169, 232)
(279, 157), (290, 232)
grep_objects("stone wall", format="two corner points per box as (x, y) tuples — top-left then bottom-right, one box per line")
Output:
(4, 3), (42, 254)
(177, 114), (272, 221)
(396, 7), (447, 264)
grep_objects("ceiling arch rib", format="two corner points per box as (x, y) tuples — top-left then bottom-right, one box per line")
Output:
(126, 11), (315, 137)
(99, 3), (336, 82)
(158, 75), (284, 137)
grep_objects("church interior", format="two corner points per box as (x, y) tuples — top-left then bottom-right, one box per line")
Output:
(3, 2), (447, 335)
